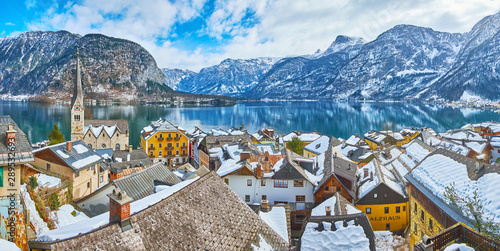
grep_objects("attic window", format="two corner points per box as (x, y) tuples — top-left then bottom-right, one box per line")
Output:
(315, 144), (321, 149)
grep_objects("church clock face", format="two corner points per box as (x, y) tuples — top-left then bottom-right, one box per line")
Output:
(74, 105), (80, 111)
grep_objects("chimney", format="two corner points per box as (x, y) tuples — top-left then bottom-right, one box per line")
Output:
(256, 164), (262, 178)
(325, 206), (332, 216)
(6, 125), (16, 147)
(66, 141), (72, 152)
(240, 151), (250, 161)
(334, 152), (337, 158)
(261, 200), (269, 212)
(462, 139), (465, 146)
(129, 145), (133, 153)
(363, 168), (368, 179)
(108, 188), (133, 231)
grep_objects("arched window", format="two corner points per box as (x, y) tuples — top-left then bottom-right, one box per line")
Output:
(88, 144), (93, 149)
(102, 144), (106, 148)
(115, 144), (120, 150)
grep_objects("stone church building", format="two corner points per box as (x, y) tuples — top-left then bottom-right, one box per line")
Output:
(70, 50), (129, 150)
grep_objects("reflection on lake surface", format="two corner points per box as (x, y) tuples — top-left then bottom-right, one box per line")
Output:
(1, 100), (499, 148)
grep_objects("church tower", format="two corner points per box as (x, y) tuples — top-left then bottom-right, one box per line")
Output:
(71, 49), (84, 141)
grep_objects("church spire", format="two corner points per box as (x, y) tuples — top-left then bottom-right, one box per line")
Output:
(71, 48), (84, 109)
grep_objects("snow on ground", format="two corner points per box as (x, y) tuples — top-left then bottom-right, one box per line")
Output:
(374, 231), (405, 251)
(301, 222), (370, 251)
(50, 204), (89, 228)
(443, 243), (474, 251)
(0, 238), (21, 250)
(20, 184), (50, 235)
(312, 196), (336, 216)
(259, 207), (288, 242)
(37, 174), (61, 189)
(37, 178), (198, 242)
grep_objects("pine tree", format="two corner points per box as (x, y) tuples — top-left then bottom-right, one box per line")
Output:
(47, 124), (65, 145)
(288, 136), (304, 155)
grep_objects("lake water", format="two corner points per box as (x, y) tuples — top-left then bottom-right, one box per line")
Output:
(1, 100), (499, 148)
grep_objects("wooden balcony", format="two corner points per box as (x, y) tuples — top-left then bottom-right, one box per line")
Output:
(174, 136), (181, 141)
(165, 146), (174, 150)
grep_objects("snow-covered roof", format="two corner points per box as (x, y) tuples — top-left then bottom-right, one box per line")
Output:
(465, 142), (487, 154)
(84, 125), (119, 138)
(439, 129), (486, 142)
(37, 174), (61, 189)
(303, 136), (330, 155)
(301, 221), (371, 251)
(256, 144), (276, 155)
(408, 149), (500, 224)
(405, 140), (433, 164)
(259, 206), (289, 243)
(0, 239), (21, 251)
(312, 196), (337, 216)
(364, 131), (386, 143)
(357, 158), (406, 200)
(282, 132), (321, 142)
(346, 135), (362, 146)
(216, 156), (246, 177)
(35, 140), (103, 171)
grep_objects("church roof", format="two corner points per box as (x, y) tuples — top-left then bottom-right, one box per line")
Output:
(85, 120), (129, 134)
(70, 52), (84, 109)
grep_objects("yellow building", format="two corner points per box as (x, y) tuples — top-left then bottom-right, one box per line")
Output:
(400, 128), (421, 145)
(356, 159), (409, 233)
(140, 119), (189, 166)
(404, 149), (486, 247)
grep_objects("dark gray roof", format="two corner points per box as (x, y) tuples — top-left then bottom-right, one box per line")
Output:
(30, 172), (289, 250)
(0, 116), (34, 165)
(112, 149), (150, 162)
(109, 159), (153, 172)
(35, 140), (102, 171)
(112, 162), (181, 201)
(204, 134), (252, 149)
(317, 146), (357, 198)
(95, 148), (113, 158)
(271, 149), (313, 184)
(299, 213), (376, 251)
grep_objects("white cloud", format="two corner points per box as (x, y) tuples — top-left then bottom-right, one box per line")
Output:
(5, 22), (15, 26)
(25, 0), (500, 71)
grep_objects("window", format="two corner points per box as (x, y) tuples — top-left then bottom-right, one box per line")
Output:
(155, 135), (157, 138)
(183, 142), (186, 146)
(295, 214), (306, 224)
(224, 178), (229, 184)
(274, 180), (288, 188)
(384, 207), (389, 214)
(167, 151), (172, 156)
(182, 150), (186, 155)
(168, 133), (171, 138)
(176, 142), (179, 147)
(294, 180), (304, 187)
(245, 195), (250, 202)
(296, 195), (305, 202)
(115, 144), (120, 150)
(88, 143), (93, 149)
(100, 176), (103, 182)
(92, 165), (95, 170)
(421, 210), (425, 222)
(150, 143), (154, 148)
(167, 143), (172, 147)
(386, 223), (390, 230)
(403, 206), (406, 212)
(429, 219), (433, 229)
(396, 206), (400, 213)
(150, 151), (154, 156)
(414, 203), (417, 213)
(261, 180), (266, 186)
(87, 182), (90, 188)
(47, 164), (51, 171)
(75, 171), (79, 178)
(159, 143), (162, 148)
(176, 150), (179, 156)
(414, 223), (417, 233)
(325, 186), (329, 191)
(0, 167), (3, 187)
(101, 144), (106, 148)
(384, 193), (388, 198)
(159, 150), (162, 157)
(274, 201), (288, 204)
(262, 195), (267, 200)
(337, 187), (341, 192)
(160, 134), (163, 138)
(374, 193), (378, 199)
(366, 208), (371, 214)
(247, 179), (252, 186)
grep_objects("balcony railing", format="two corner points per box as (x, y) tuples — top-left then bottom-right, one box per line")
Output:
(158, 136), (164, 141)
(149, 147), (156, 150)
(181, 146), (188, 149)
(165, 146), (174, 150)
(174, 136), (181, 141)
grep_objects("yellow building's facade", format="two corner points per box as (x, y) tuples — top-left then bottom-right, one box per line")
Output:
(141, 119), (189, 166)
(356, 201), (409, 232)
(409, 195), (444, 247)
(365, 139), (379, 150)
(303, 149), (318, 159)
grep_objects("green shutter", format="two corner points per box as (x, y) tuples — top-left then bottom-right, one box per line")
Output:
(0, 166), (3, 187)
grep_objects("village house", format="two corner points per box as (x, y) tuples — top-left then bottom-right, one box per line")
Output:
(75, 162), (181, 217)
(314, 145), (357, 204)
(405, 148), (500, 247)
(364, 130), (389, 150)
(400, 128), (421, 145)
(0, 116), (34, 250)
(281, 131), (322, 150)
(140, 118), (189, 166)
(478, 121), (500, 139)
(28, 172), (289, 250)
(103, 148), (153, 181)
(356, 151), (409, 234)
(198, 134), (252, 170)
(334, 141), (368, 164)
(186, 126), (207, 168)
(33, 140), (104, 200)
(251, 128), (277, 149)
(302, 135), (332, 158)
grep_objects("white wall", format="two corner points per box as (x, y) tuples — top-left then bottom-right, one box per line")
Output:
(225, 174), (314, 207)
(492, 147), (500, 163)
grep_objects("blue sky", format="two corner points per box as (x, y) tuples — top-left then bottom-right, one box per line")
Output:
(1, 0), (499, 71)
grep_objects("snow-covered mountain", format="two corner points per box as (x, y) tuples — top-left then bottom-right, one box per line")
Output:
(0, 31), (170, 101)
(167, 12), (500, 101)
(165, 58), (276, 97)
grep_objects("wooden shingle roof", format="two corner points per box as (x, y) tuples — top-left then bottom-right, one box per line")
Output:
(32, 172), (289, 250)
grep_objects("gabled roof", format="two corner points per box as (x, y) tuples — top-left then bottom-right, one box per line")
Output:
(271, 149), (313, 184)
(85, 119), (129, 133)
(357, 157), (407, 200)
(303, 135), (331, 155)
(34, 140), (102, 171)
(316, 146), (357, 198)
(141, 118), (186, 140)
(112, 162), (181, 201)
(32, 172), (289, 250)
(0, 116), (34, 165)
